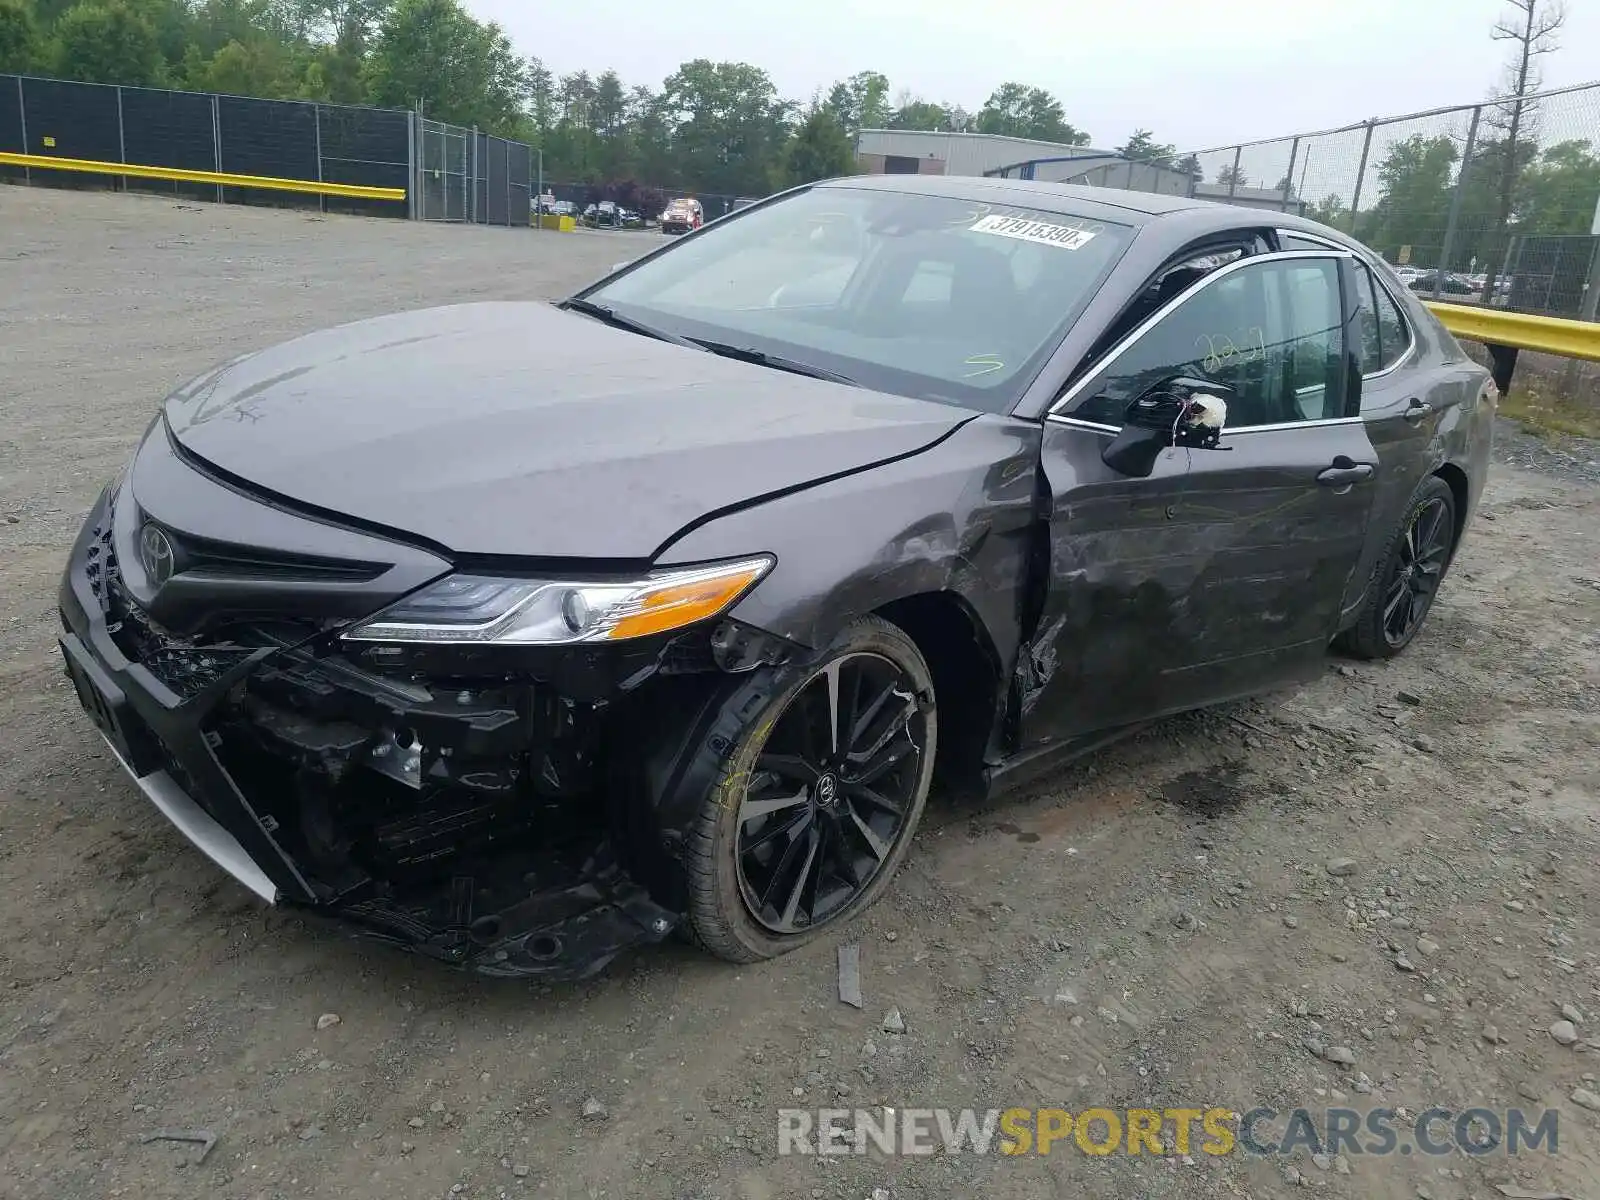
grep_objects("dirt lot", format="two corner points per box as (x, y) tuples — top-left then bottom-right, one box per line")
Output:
(2, 187), (1599, 1200)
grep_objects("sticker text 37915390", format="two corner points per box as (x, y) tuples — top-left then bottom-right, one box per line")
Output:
(969, 214), (1097, 250)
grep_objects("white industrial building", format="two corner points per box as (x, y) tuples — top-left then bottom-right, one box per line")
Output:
(854, 129), (1307, 215)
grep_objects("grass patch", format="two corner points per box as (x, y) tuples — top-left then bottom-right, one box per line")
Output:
(1500, 383), (1600, 440)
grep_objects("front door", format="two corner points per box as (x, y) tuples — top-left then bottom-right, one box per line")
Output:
(1019, 250), (1384, 745)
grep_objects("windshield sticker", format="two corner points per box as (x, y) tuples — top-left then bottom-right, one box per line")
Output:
(970, 214), (1096, 250)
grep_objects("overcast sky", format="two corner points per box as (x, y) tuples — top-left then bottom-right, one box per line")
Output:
(463, 0), (1596, 151)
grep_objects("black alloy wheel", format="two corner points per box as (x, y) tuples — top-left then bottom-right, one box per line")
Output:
(1382, 494), (1451, 647)
(734, 651), (924, 933)
(677, 616), (938, 963)
(1338, 474), (1458, 660)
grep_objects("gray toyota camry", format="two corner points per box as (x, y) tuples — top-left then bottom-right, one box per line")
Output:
(58, 175), (1494, 978)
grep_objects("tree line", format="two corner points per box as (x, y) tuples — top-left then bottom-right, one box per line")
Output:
(0, 0), (1143, 196)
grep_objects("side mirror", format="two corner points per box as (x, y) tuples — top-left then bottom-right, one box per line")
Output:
(1101, 377), (1233, 478)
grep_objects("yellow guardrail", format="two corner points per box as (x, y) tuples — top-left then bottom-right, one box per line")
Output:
(1424, 301), (1600, 364)
(0, 151), (406, 202)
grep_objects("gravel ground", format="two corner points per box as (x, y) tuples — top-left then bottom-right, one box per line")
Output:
(3, 188), (1599, 1200)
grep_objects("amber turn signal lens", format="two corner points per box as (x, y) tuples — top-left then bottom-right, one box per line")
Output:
(604, 560), (771, 640)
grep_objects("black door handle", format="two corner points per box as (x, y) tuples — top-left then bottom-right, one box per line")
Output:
(1403, 398), (1434, 424)
(1317, 462), (1375, 487)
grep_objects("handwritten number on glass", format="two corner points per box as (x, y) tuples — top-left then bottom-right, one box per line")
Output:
(1196, 327), (1267, 374)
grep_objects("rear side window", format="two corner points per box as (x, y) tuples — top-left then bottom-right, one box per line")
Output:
(1370, 270), (1411, 371)
(1352, 265), (1383, 373)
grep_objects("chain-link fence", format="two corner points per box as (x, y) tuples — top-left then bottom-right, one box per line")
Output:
(1, 73), (412, 217)
(3, 72), (539, 228)
(1175, 80), (1600, 318)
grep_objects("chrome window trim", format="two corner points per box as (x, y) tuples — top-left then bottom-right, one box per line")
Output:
(1048, 248), (1354, 423)
(1047, 413), (1363, 437)
(1277, 228), (1416, 379)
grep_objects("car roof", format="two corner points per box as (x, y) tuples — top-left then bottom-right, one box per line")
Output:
(813, 174), (1364, 248)
(816, 173), (1207, 222)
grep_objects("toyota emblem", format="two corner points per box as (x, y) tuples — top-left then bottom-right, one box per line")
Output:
(139, 523), (176, 586)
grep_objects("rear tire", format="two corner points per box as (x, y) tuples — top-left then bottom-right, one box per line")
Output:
(1337, 474), (1457, 660)
(681, 617), (937, 963)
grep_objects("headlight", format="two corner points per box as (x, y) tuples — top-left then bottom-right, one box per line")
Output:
(341, 556), (774, 646)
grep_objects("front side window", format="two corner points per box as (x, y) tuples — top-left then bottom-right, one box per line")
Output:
(1067, 256), (1349, 430)
(584, 186), (1134, 412)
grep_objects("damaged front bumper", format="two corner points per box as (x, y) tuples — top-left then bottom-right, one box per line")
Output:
(57, 485), (684, 980)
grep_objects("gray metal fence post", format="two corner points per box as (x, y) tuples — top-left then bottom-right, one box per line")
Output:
(211, 93), (223, 204)
(1348, 120), (1375, 235)
(536, 149), (543, 230)
(1434, 104), (1481, 298)
(1228, 146), (1242, 199)
(115, 86), (127, 191)
(16, 76), (28, 183)
(313, 103), (325, 215)
(1281, 136), (1300, 213)
(504, 138), (510, 227)
(407, 110), (418, 220)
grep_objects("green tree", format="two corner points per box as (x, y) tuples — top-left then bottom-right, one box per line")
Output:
(289, 1), (391, 102)
(1307, 194), (1348, 229)
(658, 59), (792, 196)
(887, 97), (955, 131)
(0, 0), (40, 73)
(974, 82), (1088, 145)
(1360, 134), (1459, 264)
(1517, 138), (1600, 233)
(1117, 129), (1176, 167)
(364, 0), (526, 133)
(822, 70), (889, 132)
(779, 105), (855, 187)
(1174, 153), (1202, 179)
(186, 36), (297, 97)
(52, 1), (164, 86)
(1215, 162), (1247, 187)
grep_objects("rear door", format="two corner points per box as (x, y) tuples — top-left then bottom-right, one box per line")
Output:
(1019, 250), (1384, 743)
(1281, 236), (1473, 628)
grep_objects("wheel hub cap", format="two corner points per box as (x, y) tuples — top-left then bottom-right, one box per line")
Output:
(815, 773), (840, 808)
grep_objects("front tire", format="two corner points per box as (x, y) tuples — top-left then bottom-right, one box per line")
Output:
(682, 617), (937, 963)
(1338, 474), (1457, 660)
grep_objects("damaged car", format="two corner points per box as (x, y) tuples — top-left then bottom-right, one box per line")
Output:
(58, 176), (1494, 979)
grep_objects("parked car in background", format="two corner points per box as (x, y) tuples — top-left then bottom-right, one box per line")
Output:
(533, 192), (557, 215)
(1407, 271), (1476, 298)
(620, 208), (645, 230)
(660, 198), (704, 235)
(58, 176), (1494, 981)
(584, 201), (623, 229)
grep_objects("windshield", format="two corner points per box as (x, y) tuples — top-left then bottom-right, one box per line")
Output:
(582, 185), (1132, 412)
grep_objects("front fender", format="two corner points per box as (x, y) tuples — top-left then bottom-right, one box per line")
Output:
(654, 413), (1042, 673)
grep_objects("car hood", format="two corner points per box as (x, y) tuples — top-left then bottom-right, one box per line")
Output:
(163, 302), (971, 559)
